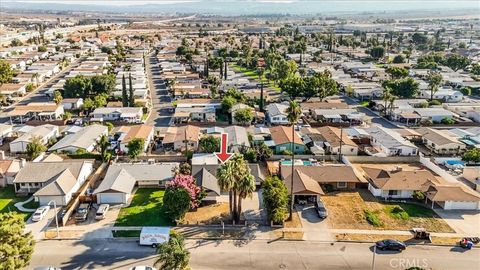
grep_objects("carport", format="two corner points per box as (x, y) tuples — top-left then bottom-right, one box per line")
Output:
(284, 169), (324, 205)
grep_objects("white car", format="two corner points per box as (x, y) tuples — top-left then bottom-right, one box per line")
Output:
(32, 206), (50, 222)
(129, 267), (157, 270)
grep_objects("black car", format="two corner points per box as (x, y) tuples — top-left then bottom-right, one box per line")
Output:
(315, 200), (328, 219)
(75, 203), (91, 222)
(375, 239), (406, 251)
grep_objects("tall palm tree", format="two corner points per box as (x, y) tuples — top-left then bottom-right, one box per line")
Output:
(258, 67), (265, 112)
(154, 232), (190, 270)
(382, 86), (392, 116)
(388, 95), (397, 118)
(217, 159), (236, 219)
(285, 100), (302, 220)
(236, 174), (255, 217)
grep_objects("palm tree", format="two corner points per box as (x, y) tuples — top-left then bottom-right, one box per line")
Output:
(382, 86), (392, 116)
(285, 100), (302, 220)
(154, 232), (190, 270)
(217, 159), (236, 219)
(258, 67), (265, 112)
(388, 95), (397, 118)
(236, 173), (255, 217)
(98, 134), (110, 162)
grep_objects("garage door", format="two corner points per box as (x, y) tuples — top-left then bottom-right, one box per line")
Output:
(447, 201), (479, 210)
(98, 193), (125, 204)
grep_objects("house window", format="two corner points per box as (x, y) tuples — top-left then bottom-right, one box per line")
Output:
(337, 182), (347, 188)
(388, 190), (399, 196)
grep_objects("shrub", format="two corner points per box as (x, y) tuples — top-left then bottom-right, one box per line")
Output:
(163, 187), (191, 223)
(262, 176), (289, 224)
(364, 210), (382, 227)
(280, 149), (293, 156)
(389, 206), (409, 220)
(413, 190), (425, 201)
(428, 100), (442, 106)
(441, 117), (455, 125)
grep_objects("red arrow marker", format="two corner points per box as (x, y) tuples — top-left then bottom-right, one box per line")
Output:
(215, 133), (232, 164)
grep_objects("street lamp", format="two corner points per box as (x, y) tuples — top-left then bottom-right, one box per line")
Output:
(371, 245), (377, 270)
(47, 200), (60, 239)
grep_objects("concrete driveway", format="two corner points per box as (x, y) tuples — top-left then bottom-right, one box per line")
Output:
(296, 205), (333, 241)
(434, 209), (480, 235)
(25, 208), (57, 240)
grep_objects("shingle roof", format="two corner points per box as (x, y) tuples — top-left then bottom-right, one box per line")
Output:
(34, 169), (77, 196)
(14, 160), (91, 184)
(364, 126), (417, 149)
(270, 126), (303, 145)
(49, 124), (107, 151)
(94, 163), (179, 194)
(362, 167), (438, 190)
(265, 103), (288, 117)
(283, 169), (325, 195)
(426, 185), (480, 202)
(318, 126), (358, 148)
(418, 128), (462, 146)
(117, 125), (154, 143)
(194, 168), (220, 195)
(163, 125), (200, 144)
(281, 165), (361, 184)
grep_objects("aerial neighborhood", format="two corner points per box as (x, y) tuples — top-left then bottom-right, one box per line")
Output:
(0, 4), (479, 270)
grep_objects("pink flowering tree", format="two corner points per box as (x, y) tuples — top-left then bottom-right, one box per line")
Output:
(167, 174), (202, 208)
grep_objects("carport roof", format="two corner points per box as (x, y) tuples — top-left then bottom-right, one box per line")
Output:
(284, 169), (325, 195)
(426, 185), (480, 202)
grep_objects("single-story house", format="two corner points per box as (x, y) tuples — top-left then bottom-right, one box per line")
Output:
(269, 125), (306, 154)
(265, 103), (289, 125)
(162, 125), (200, 151)
(0, 124), (13, 145)
(418, 128), (466, 155)
(0, 155), (22, 187)
(61, 98), (84, 110)
(7, 102), (64, 123)
(114, 125), (154, 154)
(317, 126), (359, 156)
(205, 125), (250, 152)
(13, 160), (94, 206)
(363, 126), (418, 157)
(10, 124), (59, 153)
(425, 185), (480, 210)
(91, 107), (144, 123)
(49, 124), (108, 154)
(93, 162), (179, 204)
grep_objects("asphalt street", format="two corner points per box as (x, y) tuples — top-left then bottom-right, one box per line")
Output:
(29, 239), (480, 270)
(145, 54), (173, 128)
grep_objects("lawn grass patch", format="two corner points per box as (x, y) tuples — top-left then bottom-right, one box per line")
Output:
(112, 230), (141, 238)
(115, 188), (174, 227)
(0, 186), (33, 220)
(364, 209), (383, 227)
(386, 205), (410, 220)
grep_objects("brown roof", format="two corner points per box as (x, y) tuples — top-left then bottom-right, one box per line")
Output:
(283, 169), (325, 195)
(119, 125), (154, 143)
(176, 99), (220, 105)
(318, 126), (358, 148)
(270, 126), (303, 145)
(163, 125), (200, 144)
(281, 165), (361, 184)
(418, 128), (460, 146)
(0, 160), (14, 175)
(362, 167), (438, 191)
(426, 185), (480, 202)
(301, 101), (349, 110)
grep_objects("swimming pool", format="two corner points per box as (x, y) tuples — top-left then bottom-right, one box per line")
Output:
(281, 160), (312, 166)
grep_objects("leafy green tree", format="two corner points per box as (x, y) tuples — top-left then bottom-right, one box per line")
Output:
(83, 98), (94, 111)
(471, 64), (480, 76)
(285, 100), (302, 220)
(426, 71), (443, 101)
(37, 45), (47, 52)
(163, 187), (191, 222)
(93, 93), (108, 108)
(64, 75), (92, 98)
(91, 74), (116, 95)
(154, 232), (190, 270)
(199, 135), (220, 153)
(127, 138), (145, 160)
(382, 78), (419, 98)
(444, 54), (471, 72)
(411, 32), (428, 45)
(462, 148), (480, 164)
(392, 54), (405, 63)
(25, 83), (35, 92)
(234, 108), (253, 125)
(26, 136), (46, 160)
(386, 66), (408, 79)
(0, 60), (13, 85)
(276, 59), (298, 82)
(460, 87), (472, 96)
(10, 38), (23, 46)
(370, 46), (385, 59)
(221, 95), (236, 111)
(262, 176), (289, 224)
(280, 75), (305, 99)
(53, 90), (63, 104)
(0, 212), (35, 269)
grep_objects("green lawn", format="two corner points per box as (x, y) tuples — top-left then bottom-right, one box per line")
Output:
(0, 186), (35, 220)
(115, 188), (173, 227)
(230, 64), (281, 92)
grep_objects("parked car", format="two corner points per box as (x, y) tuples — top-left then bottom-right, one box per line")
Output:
(95, 204), (110, 220)
(375, 239), (407, 251)
(34, 267), (61, 270)
(315, 200), (328, 219)
(75, 203), (91, 222)
(129, 267), (157, 270)
(32, 206), (50, 222)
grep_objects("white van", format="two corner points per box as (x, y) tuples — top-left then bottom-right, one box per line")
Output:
(139, 227), (170, 248)
(95, 204), (110, 220)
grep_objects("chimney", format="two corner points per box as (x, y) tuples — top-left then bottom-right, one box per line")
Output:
(0, 151), (4, 160)
(20, 158), (26, 168)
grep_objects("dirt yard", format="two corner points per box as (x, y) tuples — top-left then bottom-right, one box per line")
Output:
(182, 203), (230, 225)
(322, 191), (454, 233)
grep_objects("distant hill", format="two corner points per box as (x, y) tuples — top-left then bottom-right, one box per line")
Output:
(2, 0), (479, 16)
